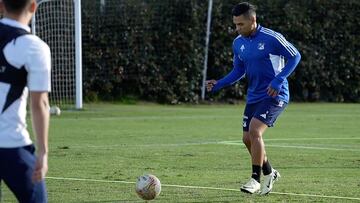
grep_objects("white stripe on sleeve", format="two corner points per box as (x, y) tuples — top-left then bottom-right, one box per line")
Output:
(260, 28), (297, 56)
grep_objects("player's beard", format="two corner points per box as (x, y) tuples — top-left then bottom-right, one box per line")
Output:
(240, 25), (256, 37)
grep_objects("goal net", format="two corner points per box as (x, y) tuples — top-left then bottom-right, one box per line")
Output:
(32, 0), (82, 109)
(81, 0), (208, 103)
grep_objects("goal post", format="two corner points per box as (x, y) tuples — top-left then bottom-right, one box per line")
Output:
(74, 0), (83, 109)
(201, 0), (213, 100)
(32, 0), (83, 109)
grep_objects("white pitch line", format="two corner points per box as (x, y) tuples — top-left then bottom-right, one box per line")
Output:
(46, 176), (135, 184)
(219, 141), (360, 152)
(221, 137), (360, 142)
(267, 144), (360, 151)
(45, 176), (360, 201)
(56, 112), (360, 121)
(70, 141), (221, 148)
(55, 115), (240, 121)
(265, 137), (360, 141)
(67, 137), (360, 151)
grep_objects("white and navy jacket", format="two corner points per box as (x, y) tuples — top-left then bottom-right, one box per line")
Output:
(0, 18), (51, 148)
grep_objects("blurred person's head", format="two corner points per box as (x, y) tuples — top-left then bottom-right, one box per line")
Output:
(2, 0), (37, 24)
(232, 2), (257, 37)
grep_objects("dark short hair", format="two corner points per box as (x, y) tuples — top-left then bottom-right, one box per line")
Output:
(2, 0), (32, 14)
(232, 2), (257, 17)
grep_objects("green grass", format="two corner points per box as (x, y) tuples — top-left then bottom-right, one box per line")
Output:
(2, 103), (360, 202)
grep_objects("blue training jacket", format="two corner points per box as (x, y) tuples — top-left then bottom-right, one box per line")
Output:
(212, 25), (301, 104)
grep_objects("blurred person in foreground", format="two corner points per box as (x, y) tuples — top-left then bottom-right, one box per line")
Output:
(0, 0), (51, 202)
(206, 2), (301, 195)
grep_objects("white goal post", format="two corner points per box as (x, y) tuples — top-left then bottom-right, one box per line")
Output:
(32, 0), (82, 109)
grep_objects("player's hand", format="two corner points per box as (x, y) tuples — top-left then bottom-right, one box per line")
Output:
(205, 80), (217, 92)
(267, 85), (279, 97)
(32, 152), (48, 183)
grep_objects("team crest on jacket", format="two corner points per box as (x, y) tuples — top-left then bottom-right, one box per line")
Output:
(258, 43), (265, 50)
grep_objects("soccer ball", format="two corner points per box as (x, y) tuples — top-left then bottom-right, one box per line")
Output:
(135, 174), (161, 200)
(49, 106), (61, 116)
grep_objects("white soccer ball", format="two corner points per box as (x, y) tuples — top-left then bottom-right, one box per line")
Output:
(135, 174), (161, 200)
(49, 106), (61, 116)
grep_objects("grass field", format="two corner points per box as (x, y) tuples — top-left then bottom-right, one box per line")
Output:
(2, 102), (360, 202)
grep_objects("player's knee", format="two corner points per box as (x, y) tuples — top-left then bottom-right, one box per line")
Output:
(249, 128), (262, 140)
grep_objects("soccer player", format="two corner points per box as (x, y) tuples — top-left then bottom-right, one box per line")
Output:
(0, 0), (51, 202)
(206, 2), (301, 195)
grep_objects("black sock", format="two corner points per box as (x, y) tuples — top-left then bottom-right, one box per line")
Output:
(262, 160), (272, 176)
(251, 165), (261, 183)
